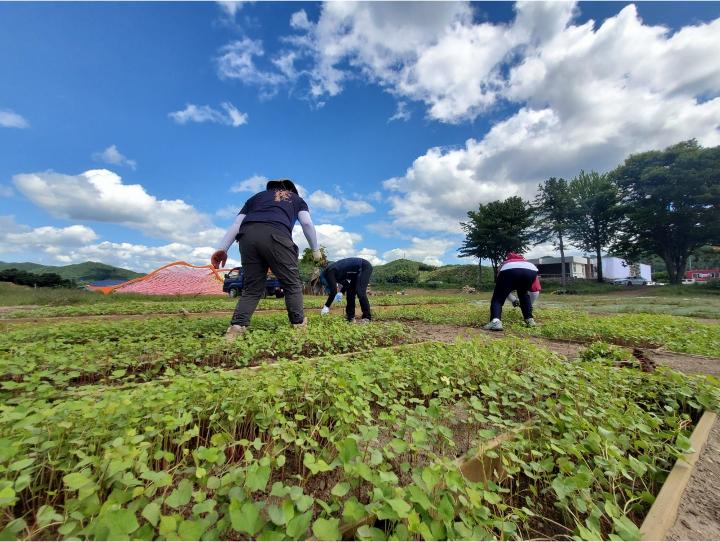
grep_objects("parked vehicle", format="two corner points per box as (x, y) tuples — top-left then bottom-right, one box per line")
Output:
(611, 276), (647, 286)
(222, 267), (284, 298)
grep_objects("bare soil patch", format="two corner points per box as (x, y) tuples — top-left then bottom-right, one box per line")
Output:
(667, 418), (720, 541)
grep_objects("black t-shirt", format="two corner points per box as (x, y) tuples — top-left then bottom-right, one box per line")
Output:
(239, 189), (309, 236)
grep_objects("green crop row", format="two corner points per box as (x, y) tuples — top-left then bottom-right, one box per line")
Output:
(1, 295), (473, 319)
(0, 315), (410, 400)
(1, 338), (717, 540)
(375, 303), (720, 357)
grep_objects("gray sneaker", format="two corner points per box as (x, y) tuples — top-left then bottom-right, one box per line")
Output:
(525, 318), (537, 327)
(357, 318), (371, 325)
(225, 324), (247, 341)
(483, 319), (503, 331)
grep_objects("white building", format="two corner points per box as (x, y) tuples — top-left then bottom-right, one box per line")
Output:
(589, 256), (652, 282)
(529, 255), (651, 281)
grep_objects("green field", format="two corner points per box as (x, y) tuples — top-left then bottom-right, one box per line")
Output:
(1, 287), (718, 540)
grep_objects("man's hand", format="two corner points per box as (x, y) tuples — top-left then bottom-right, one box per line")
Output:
(312, 249), (323, 262)
(211, 250), (228, 269)
(320, 306), (330, 316)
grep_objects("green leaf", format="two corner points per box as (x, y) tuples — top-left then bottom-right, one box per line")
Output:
(229, 499), (264, 536)
(245, 465), (271, 492)
(141, 502), (161, 527)
(178, 519), (205, 540)
(102, 508), (140, 538)
(312, 517), (340, 541)
(36, 505), (62, 527)
(8, 458), (35, 472)
(387, 498), (411, 518)
(676, 434), (695, 454)
(407, 485), (431, 511)
(63, 472), (93, 490)
(165, 479), (193, 508)
(342, 498), (367, 523)
(331, 482), (351, 497)
(613, 515), (642, 541)
(337, 437), (360, 463)
(0, 486), (16, 507)
(159, 515), (177, 537)
(357, 525), (386, 540)
(286, 510), (312, 539)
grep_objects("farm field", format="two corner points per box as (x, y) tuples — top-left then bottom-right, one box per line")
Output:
(1, 290), (719, 540)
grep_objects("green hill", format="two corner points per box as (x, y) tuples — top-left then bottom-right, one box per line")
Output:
(371, 259), (493, 287)
(0, 261), (144, 284)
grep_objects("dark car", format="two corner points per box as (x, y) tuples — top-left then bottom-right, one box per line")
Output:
(222, 267), (285, 298)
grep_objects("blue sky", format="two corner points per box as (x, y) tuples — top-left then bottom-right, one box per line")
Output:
(1, 1), (719, 271)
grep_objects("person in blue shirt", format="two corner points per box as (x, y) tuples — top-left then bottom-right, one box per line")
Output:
(319, 258), (373, 323)
(211, 179), (321, 340)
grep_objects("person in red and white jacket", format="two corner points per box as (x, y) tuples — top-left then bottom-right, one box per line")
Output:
(484, 252), (538, 331)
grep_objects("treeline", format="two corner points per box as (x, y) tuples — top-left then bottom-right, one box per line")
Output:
(0, 268), (77, 289)
(460, 140), (720, 285)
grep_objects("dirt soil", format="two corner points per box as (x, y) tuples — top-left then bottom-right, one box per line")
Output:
(667, 418), (720, 541)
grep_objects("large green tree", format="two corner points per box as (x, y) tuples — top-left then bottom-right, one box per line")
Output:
(611, 140), (720, 284)
(459, 196), (536, 280)
(566, 171), (623, 282)
(533, 177), (572, 285)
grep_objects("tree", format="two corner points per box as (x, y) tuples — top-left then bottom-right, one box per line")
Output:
(459, 196), (536, 280)
(566, 171), (622, 282)
(533, 177), (572, 285)
(611, 140), (720, 284)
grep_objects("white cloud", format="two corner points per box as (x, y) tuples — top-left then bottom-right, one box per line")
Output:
(388, 101), (411, 123)
(379, 3), (720, 233)
(216, 205), (240, 219)
(217, 1), (244, 19)
(169, 102), (248, 127)
(0, 216), (237, 272)
(343, 199), (375, 217)
(92, 145), (137, 170)
(0, 216), (98, 251)
(383, 236), (457, 266)
(216, 38), (288, 97)
(290, 9), (312, 31)
(12, 169), (223, 246)
(308, 190), (342, 213)
(0, 109), (29, 129)
(0, 185), (13, 197)
(292, 222), (384, 264)
(230, 174), (269, 193)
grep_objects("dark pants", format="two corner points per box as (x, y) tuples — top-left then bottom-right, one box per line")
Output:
(345, 261), (373, 321)
(231, 223), (304, 326)
(490, 268), (538, 321)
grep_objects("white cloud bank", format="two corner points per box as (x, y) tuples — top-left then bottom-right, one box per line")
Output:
(293, 223), (384, 265)
(12, 169), (223, 246)
(0, 109), (29, 129)
(219, 2), (720, 237)
(169, 102), (248, 127)
(92, 145), (137, 170)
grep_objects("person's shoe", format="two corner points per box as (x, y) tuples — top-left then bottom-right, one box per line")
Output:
(225, 324), (247, 341)
(292, 318), (308, 330)
(358, 318), (371, 325)
(483, 318), (503, 331)
(525, 318), (537, 327)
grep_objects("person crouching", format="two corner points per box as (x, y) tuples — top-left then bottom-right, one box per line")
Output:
(319, 258), (373, 323)
(484, 252), (538, 331)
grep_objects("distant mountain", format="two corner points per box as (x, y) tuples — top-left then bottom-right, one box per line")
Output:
(0, 261), (144, 284)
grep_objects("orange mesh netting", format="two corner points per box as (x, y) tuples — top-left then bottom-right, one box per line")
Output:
(90, 261), (231, 295)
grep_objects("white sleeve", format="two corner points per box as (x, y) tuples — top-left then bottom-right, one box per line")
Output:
(298, 211), (319, 251)
(216, 214), (245, 252)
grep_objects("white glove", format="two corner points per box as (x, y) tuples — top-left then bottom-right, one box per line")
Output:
(312, 249), (322, 261)
(320, 306), (330, 316)
(334, 293), (343, 303)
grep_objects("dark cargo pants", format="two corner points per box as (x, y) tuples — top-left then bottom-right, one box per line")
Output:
(231, 223), (305, 326)
(345, 261), (373, 321)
